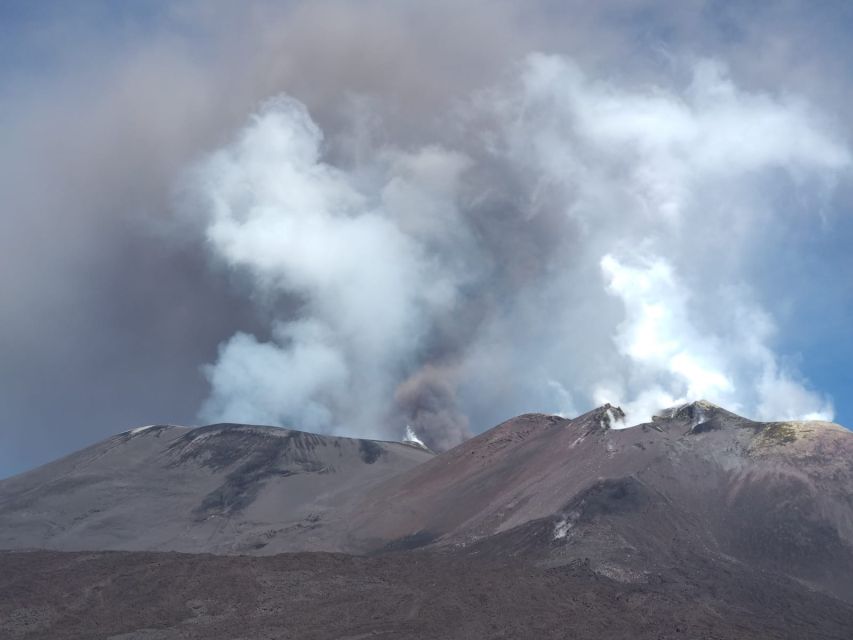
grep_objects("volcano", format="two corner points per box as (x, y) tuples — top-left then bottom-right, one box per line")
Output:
(352, 401), (853, 602)
(2, 403), (852, 639)
(0, 423), (433, 554)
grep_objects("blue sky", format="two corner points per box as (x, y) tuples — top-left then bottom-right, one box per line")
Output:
(1, 0), (851, 477)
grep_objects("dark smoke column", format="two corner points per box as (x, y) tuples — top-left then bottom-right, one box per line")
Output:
(393, 365), (471, 452)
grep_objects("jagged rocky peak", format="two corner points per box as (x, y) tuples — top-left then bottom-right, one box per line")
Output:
(655, 399), (720, 421)
(594, 403), (626, 430)
(652, 400), (756, 434)
(645, 400), (845, 444)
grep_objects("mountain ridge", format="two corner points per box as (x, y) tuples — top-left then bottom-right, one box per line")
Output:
(2, 403), (853, 638)
(349, 402), (853, 603)
(1, 403), (851, 602)
(0, 422), (434, 555)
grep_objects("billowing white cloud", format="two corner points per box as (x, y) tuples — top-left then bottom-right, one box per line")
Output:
(598, 254), (832, 425)
(193, 96), (472, 443)
(201, 322), (348, 431)
(191, 54), (847, 446)
(494, 54), (845, 425)
(6, 0), (853, 478)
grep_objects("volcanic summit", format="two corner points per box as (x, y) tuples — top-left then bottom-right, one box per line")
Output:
(1, 403), (852, 638)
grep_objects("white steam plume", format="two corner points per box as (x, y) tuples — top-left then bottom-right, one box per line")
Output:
(193, 97), (471, 444)
(190, 55), (848, 446)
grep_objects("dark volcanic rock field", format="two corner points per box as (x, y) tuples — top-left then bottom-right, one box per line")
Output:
(2, 548), (853, 640)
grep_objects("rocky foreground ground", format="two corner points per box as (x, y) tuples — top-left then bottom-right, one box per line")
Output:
(2, 547), (853, 640)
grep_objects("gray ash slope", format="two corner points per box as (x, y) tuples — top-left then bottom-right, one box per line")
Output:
(352, 401), (853, 604)
(3, 403), (853, 638)
(2, 402), (853, 604)
(0, 423), (433, 554)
